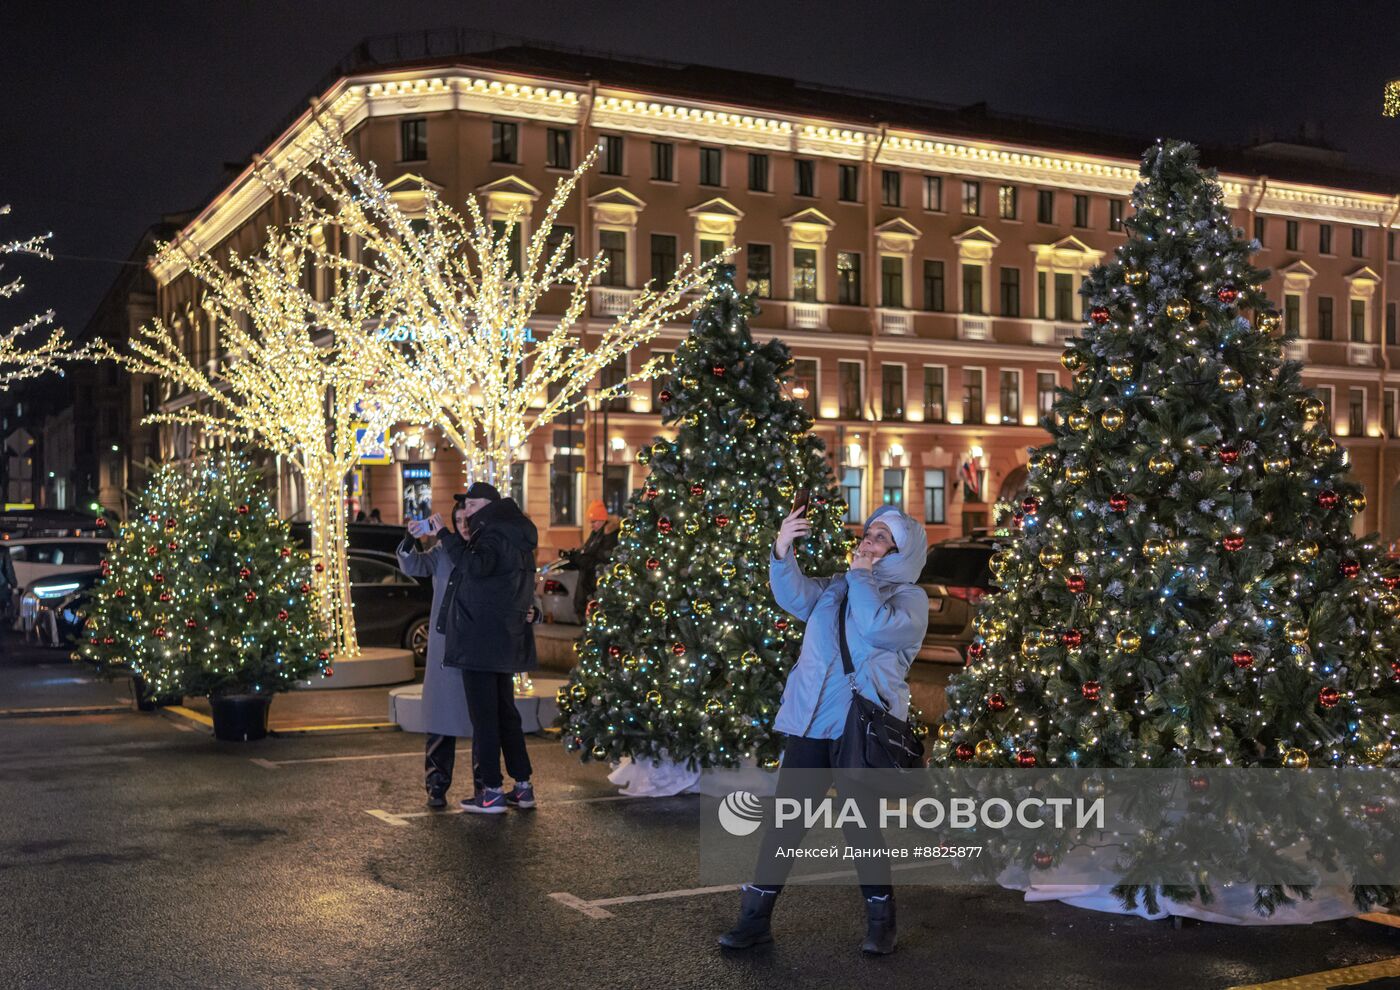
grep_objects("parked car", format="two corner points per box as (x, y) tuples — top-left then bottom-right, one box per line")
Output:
(2, 537), (111, 589)
(916, 535), (999, 664)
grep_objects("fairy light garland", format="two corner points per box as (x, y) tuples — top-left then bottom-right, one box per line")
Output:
(0, 204), (75, 389)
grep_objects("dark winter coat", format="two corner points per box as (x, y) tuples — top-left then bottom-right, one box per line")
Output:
(436, 498), (540, 673)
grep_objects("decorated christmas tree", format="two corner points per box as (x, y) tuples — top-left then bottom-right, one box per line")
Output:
(559, 265), (852, 769)
(933, 141), (1400, 911)
(81, 454), (331, 699)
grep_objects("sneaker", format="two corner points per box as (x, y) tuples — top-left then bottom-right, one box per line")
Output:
(460, 787), (509, 814)
(506, 781), (536, 809)
(426, 791), (447, 810)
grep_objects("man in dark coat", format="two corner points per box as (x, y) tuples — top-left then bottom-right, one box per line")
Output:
(570, 499), (618, 622)
(435, 481), (539, 814)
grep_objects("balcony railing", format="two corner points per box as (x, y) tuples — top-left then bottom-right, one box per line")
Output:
(1348, 343), (1378, 367)
(1284, 339), (1307, 362)
(590, 285), (641, 317)
(1029, 319), (1080, 346)
(788, 301), (827, 330)
(878, 309), (911, 335)
(957, 315), (991, 341)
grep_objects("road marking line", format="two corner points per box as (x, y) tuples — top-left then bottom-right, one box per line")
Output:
(393, 793), (644, 821)
(251, 751), (422, 769)
(364, 809), (411, 827)
(0, 704), (129, 718)
(163, 705), (213, 728)
(549, 892), (620, 919)
(1227, 956), (1400, 989)
(269, 721), (399, 736)
(1357, 911), (1400, 928)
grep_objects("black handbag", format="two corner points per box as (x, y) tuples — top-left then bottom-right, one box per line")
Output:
(834, 597), (926, 772)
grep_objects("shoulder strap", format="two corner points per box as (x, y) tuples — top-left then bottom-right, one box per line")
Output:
(836, 592), (856, 681)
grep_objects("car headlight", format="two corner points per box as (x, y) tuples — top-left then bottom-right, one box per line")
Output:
(32, 581), (82, 600)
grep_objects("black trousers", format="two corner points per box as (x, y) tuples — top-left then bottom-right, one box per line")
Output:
(752, 734), (893, 899)
(461, 670), (533, 790)
(424, 734), (481, 797)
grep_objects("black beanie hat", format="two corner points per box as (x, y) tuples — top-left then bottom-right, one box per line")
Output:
(463, 481), (502, 501)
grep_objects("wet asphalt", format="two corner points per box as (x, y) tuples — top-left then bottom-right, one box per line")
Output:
(2, 632), (1398, 990)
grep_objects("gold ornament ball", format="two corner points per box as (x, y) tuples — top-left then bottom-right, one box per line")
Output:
(740, 650), (760, 668)
(1148, 453), (1175, 475)
(684, 517), (702, 535)
(1060, 348), (1085, 372)
(1217, 369), (1244, 392)
(651, 441), (670, 456)
(719, 562), (737, 579)
(1073, 368), (1094, 390)
(1099, 408), (1125, 432)
(740, 412), (757, 429)
(1285, 622), (1309, 644)
(680, 375), (699, 390)
(650, 600), (667, 617)
(695, 599), (714, 615)
(937, 723), (957, 742)
(1038, 548), (1064, 569)
(1143, 539), (1168, 561)
(989, 552), (1010, 578)
(1068, 410), (1092, 432)
(1038, 629), (1060, 648)
(1263, 455), (1292, 475)
(592, 745), (609, 761)
(1311, 436), (1337, 457)
(570, 683), (587, 699)
(611, 562), (628, 578)
(739, 508), (757, 525)
(1165, 299), (1191, 321)
(1368, 741), (1393, 764)
(622, 654), (640, 670)
(974, 739), (998, 763)
(1124, 267), (1148, 287)
(777, 483), (795, 500)
(1300, 396), (1325, 422)
(1349, 492), (1367, 513)
(1257, 310), (1282, 333)
(1380, 593), (1400, 617)
(1108, 360), (1133, 381)
(1116, 630), (1141, 653)
(646, 690), (663, 706)
(1295, 541), (1319, 562)
(1282, 748), (1310, 769)
(1022, 636), (1043, 658)
(228, 529), (241, 540)
(704, 697), (724, 716)
(681, 412), (700, 427)
(1064, 464), (1089, 485)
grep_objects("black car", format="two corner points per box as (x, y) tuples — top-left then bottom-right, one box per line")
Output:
(916, 536), (999, 664)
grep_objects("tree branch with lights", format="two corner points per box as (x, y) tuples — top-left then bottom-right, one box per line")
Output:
(0, 204), (73, 389)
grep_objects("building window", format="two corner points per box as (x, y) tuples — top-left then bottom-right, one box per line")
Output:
(491, 220), (522, 277)
(699, 147), (723, 186)
(746, 243), (772, 297)
(1036, 189), (1054, 225)
(795, 159), (816, 197)
(998, 185), (1018, 220)
(837, 251), (862, 305)
(840, 467), (863, 524)
(1386, 389), (1398, 438)
(924, 175), (943, 211)
(839, 164), (860, 202)
(999, 267), (1020, 317)
(882, 169), (902, 207)
(882, 468), (905, 510)
(700, 239), (726, 265)
(962, 263), (984, 315)
(923, 260), (946, 311)
(1054, 273), (1074, 321)
(1037, 371), (1057, 420)
(400, 118), (427, 162)
(1036, 271), (1047, 319)
(1350, 388), (1366, 436)
(549, 398), (582, 527)
(838, 361), (863, 419)
(650, 351), (672, 409)
(791, 359), (819, 419)
(546, 224), (576, 266)
(792, 248), (818, 302)
(1319, 223), (1333, 255)
(962, 180), (981, 215)
(1353, 228), (1366, 258)
(923, 470), (946, 524)
(1109, 199), (1125, 231)
(1286, 220), (1299, 252)
(491, 121), (519, 163)
(600, 354), (628, 412)
(598, 230), (627, 287)
(651, 141), (674, 181)
(650, 234), (677, 287)
(963, 368), (984, 425)
(924, 366), (946, 423)
(880, 256), (903, 307)
(1073, 194), (1089, 228)
(999, 370), (1021, 424)
(1351, 299), (1367, 342)
(748, 153), (770, 192)
(881, 364), (904, 421)
(1388, 302), (1397, 345)
(602, 465), (630, 518)
(1253, 215), (1266, 246)
(1318, 296), (1334, 340)
(600, 134), (625, 175)
(1319, 386), (1334, 426)
(546, 128), (572, 169)
(1285, 293), (1301, 336)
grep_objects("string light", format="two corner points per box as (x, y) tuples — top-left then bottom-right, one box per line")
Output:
(0, 204), (76, 389)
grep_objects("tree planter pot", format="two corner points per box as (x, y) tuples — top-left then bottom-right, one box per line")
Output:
(209, 693), (273, 741)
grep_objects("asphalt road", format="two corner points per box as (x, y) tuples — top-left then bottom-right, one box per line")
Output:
(2, 632), (1398, 990)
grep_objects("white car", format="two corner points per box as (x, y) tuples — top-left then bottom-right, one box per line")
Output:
(2, 537), (109, 589)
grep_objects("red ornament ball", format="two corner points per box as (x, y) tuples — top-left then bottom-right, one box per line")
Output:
(658, 389), (673, 403)
(1090, 305), (1111, 325)
(1022, 496), (1041, 516)
(987, 693), (1007, 712)
(1109, 493), (1129, 513)
(714, 514), (730, 528)
(115, 589), (127, 599)
(672, 642), (687, 657)
(1232, 649), (1255, 669)
(1340, 560), (1361, 579)
(167, 541), (178, 551)
(1189, 775), (1210, 793)
(1222, 535), (1245, 553)
(318, 650), (331, 662)
(244, 591), (257, 603)
(1385, 576), (1400, 590)
(644, 486), (659, 501)
(1318, 686), (1341, 709)
(185, 618), (197, 629)
(276, 609), (289, 622)
(153, 626), (166, 639)
(1218, 445), (1239, 465)
(280, 548), (291, 559)
(158, 591), (171, 603)
(1364, 802), (1386, 818)
(1391, 660), (1400, 681)
(324, 666), (334, 678)
(237, 504), (250, 515)
(1061, 628), (1084, 649)
(153, 573), (165, 584)
(1216, 283), (1240, 305)
(146, 546), (159, 557)
(1066, 574), (1087, 594)
(711, 364), (726, 377)
(165, 518), (177, 530)
(658, 517), (674, 533)
(239, 567), (252, 580)
(1081, 681), (1102, 702)
(1317, 490), (1340, 510)
(954, 743), (975, 762)
(314, 562), (325, 573)
(608, 645), (623, 658)
(1032, 851), (1054, 869)
(1011, 511), (1025, 530)
(1016, 750), (1038, 768)
(775, 618), (789, 631)
(689, 484), (705, 497)
(966, 641), (986, 662)
(299, 582), (311, 593)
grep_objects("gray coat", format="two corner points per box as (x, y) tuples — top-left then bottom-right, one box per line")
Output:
(770, 504), (929, 739)
(396, 535), (471, 737)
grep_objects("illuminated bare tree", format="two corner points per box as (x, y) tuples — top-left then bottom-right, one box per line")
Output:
(0, 204), (71, 389)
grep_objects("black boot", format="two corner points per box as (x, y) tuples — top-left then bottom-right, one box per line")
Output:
(717, 885), (778, 949)
(861, 894), (896, 955)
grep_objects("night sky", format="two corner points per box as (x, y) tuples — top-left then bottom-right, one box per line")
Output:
(4, 0), (1399, 335)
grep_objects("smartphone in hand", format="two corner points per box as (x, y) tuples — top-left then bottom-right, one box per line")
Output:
(792, 489), (811, 516)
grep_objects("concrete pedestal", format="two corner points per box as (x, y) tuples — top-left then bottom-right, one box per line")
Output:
(296, 647), (417, 691)
(389, 676), (564, 736)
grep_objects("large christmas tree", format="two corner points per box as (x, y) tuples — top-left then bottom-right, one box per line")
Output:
(81, 454), (331, 699)
(938, 141), (1400, 771)
(559, 265), (852, 769)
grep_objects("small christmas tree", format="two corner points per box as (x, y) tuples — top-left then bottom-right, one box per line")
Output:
(933, 141), (1400, 914)
(81, 454), (331, 698)
(559, 265), (852, 769)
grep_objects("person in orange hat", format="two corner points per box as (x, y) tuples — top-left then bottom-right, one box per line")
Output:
(572, 500), (618, 621)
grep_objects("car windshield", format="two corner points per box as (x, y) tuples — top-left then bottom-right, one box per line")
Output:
(918, 546), (994, 588)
